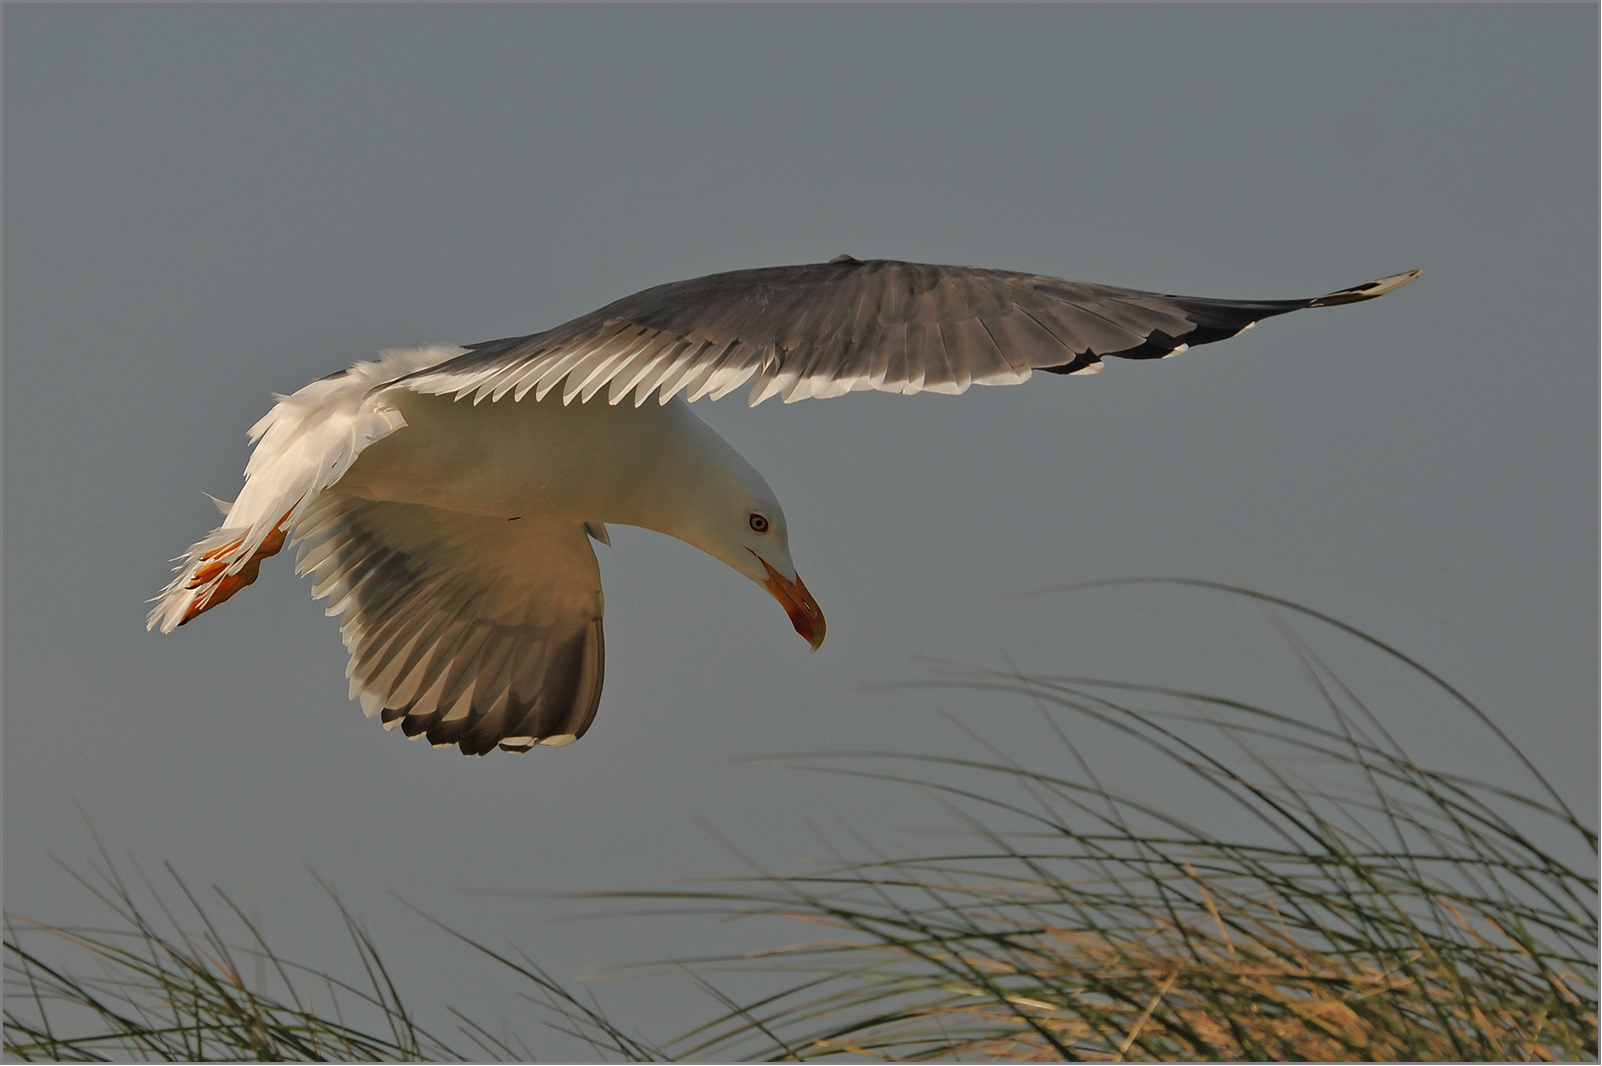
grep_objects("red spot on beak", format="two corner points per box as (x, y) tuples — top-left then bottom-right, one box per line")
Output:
(758, 557), (826, 650)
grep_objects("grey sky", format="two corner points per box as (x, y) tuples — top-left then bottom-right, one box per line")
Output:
(6, 5), (1597, 1053)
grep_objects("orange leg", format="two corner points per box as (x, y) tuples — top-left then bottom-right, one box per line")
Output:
(180, 514), (292, 625)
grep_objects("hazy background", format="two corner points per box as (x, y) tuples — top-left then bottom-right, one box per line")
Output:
(7, 5), (1596, 1053)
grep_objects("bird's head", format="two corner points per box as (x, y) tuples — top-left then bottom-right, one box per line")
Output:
(676, 480), (824, 649)
(721, 497), (825, 651)
(656, 403), (826, 650)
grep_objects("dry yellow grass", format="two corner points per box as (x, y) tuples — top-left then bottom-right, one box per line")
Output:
(786, 909), (1595, 1062)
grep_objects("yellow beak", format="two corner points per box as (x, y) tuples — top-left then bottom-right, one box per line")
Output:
(759, 556), (826, 650)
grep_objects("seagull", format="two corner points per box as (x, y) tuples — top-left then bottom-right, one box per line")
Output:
(150, 257), (1418, 755)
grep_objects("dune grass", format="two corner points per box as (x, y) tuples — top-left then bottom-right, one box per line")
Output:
(618, 583), (1597, 1061)
(4, 852), (472, 1062)
(7, 582), (1596, 1061)
(1, 845), (663, 1062)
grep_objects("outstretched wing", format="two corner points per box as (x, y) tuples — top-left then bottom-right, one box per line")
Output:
(393, 260), (1420, 408)
(293, 494), (605, 755)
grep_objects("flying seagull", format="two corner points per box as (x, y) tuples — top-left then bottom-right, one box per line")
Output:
(150, 257), (1418, 755)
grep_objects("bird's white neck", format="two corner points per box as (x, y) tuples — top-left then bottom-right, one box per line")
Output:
(628, 401), (770, 541)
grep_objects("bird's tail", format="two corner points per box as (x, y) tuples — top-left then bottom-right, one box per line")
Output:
(147, 346), (460, 632)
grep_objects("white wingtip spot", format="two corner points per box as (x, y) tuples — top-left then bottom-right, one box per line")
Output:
(538, 733), (578, 748)
(1161, 343), (1190, 360)
(1242, 321), (1257, 331)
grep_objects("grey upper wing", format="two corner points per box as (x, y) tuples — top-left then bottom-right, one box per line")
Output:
(394, 259), (1420, 408)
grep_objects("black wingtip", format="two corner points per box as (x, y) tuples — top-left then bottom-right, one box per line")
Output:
(1308, 269), (1422, 308)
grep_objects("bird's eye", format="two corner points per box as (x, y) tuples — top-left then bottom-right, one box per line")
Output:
(749, 513), (770, 533)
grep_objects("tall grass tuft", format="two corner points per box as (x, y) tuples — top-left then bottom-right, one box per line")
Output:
(2, 845), (656, 1062)
(3, 846), (485, 1062)
(7, 582), (1595, 1061)
(613, 583), (1598, 1061)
